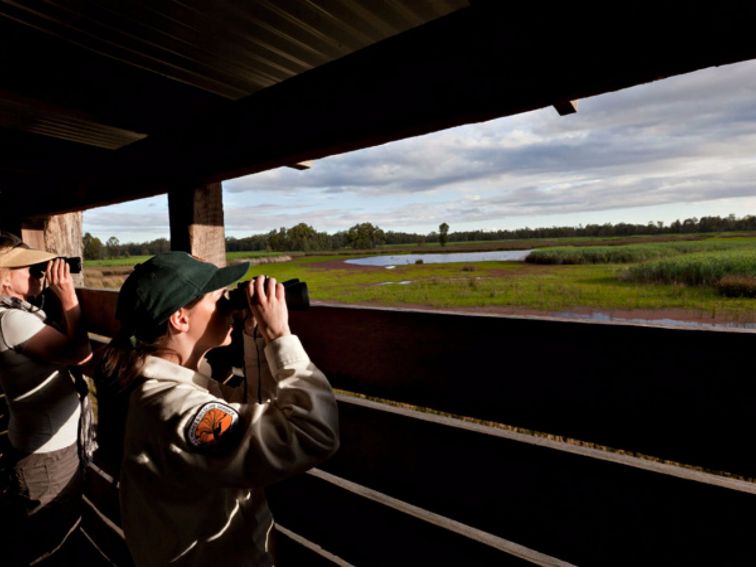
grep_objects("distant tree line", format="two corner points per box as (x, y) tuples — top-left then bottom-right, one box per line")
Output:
(446, 214), (756, 241)
(83, 214), (756, 259)
(225, 222), (390, 252)
(83, 233), (170, 259)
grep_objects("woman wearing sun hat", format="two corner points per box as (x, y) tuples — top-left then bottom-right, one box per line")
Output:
(95, 251), (339, 567)
(0, 231), (93, 565)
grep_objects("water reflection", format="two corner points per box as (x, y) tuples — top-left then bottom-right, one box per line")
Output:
(556, 311), (756, 331)
(346, 250), (532, 266)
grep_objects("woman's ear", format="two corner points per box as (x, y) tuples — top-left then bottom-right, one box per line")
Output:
(0, 269), (10, 292)
(167, 308), (190, 334)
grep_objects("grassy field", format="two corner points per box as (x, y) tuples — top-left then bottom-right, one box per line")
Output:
(82, 233), (756, 324)
(235, 256), (756, 321)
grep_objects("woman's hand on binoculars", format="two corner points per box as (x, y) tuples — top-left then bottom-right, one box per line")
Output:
(45, 258), (78, 308)
(246, 276), (290, 344)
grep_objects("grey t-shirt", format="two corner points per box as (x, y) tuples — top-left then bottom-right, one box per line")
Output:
(0, 300), (80, 452)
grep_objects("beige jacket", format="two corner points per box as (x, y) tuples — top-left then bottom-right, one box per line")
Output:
(119, 334), (339, 567)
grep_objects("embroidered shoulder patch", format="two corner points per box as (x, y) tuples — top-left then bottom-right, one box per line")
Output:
(186, 402), (240, 450)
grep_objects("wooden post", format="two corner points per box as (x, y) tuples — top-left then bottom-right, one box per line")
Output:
(21, 212), (84, 286)
(168, 183), (227, 267)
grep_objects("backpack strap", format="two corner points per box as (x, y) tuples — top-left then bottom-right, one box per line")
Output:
(0, 305), (11, 351)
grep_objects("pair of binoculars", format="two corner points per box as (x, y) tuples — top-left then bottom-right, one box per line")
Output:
(226, 277), (309, 311)
(29, 256), (82, 278)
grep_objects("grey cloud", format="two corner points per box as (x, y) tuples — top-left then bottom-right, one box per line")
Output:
(480, 170), (756, 218)
(227, 86), (756, 198)
(85, 211), (169, 229)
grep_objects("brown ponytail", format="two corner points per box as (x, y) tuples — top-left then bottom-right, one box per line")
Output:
(93, 292), (202, 474)
(93, 323), (170, 475)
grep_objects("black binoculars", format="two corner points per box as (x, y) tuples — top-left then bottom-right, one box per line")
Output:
(29, 256), (82, 278)
(227, 277), (309, 311)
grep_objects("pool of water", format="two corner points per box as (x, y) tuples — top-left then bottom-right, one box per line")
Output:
(345, 250), (532, 267)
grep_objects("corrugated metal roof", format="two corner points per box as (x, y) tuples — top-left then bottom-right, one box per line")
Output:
(2, 2), (466, 93)
(0, 1), (466, 148)
(0, 92), (147, 150)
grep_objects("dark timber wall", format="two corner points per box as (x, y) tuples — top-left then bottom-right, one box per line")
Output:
(54, 291), (756, 565)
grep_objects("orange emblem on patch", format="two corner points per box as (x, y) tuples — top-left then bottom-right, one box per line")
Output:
(187, 402), (239, 448)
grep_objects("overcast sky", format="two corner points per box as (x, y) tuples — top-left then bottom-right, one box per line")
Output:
(83, 58), (756, 243)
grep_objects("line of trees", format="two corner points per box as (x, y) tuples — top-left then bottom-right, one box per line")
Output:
(225, 222), (389, 252)
(447, 214), (756, 241)
(83, 233), (170, 259)
(83, 214), (756, 259)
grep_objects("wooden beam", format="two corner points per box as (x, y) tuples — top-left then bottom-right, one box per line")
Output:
(287, 160), (313, 170)
(553, 99), (578, 115)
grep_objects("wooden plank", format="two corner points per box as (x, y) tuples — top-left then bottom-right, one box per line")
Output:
(267, 474), (540, 567)
(308, 468), (575, 567)
(84, 462), (122, 527)
(289, 304), (756, 477)
(314, 396), (756, 566)
(78, 528), (121, 566)
(273, 525), (353, 567)
(81, 496), (133, 566)
(80, 461), (127, 566)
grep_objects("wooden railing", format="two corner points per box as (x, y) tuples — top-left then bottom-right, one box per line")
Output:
(12, 288), (756, 565)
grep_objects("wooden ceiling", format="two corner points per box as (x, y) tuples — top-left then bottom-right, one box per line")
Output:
(2, 1), (756, 223)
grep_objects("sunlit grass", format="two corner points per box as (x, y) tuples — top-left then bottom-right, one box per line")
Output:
(240, 258), (756, 320)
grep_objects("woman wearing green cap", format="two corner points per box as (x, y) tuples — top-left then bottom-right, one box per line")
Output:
(95, 251), (339, 567)
(0, 231), (93, 565)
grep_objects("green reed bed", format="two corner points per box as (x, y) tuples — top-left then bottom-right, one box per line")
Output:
(625, 249), (756, 287)
(525, 237), (756, 265)
(526, 245), (678, 265)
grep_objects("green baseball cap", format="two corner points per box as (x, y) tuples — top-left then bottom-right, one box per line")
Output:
(117, 252), (249, 337)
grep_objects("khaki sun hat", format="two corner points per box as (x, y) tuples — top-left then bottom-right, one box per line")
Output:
(0, 240), (57, 269)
